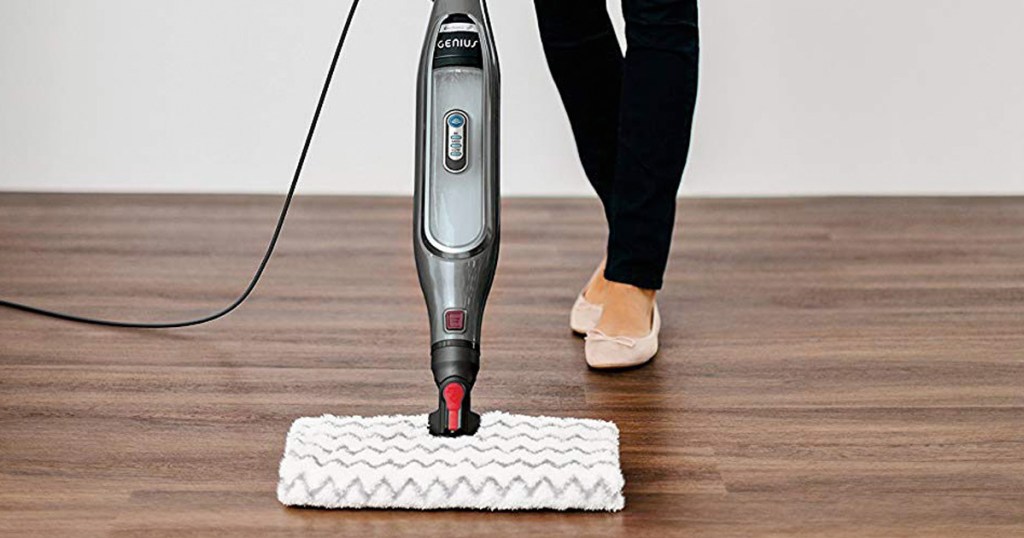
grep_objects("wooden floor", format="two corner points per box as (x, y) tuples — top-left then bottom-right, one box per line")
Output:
(1, 194), (1022, 537)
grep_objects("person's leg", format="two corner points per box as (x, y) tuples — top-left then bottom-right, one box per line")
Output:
(588, 0), (699, 349)
(604, 0), (700, 291)
(533, 0), (624, 221)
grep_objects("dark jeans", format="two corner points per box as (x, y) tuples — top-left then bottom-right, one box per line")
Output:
(534, 0), (699, 290)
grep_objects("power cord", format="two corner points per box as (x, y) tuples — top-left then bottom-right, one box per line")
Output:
(0, 0), (361, 328)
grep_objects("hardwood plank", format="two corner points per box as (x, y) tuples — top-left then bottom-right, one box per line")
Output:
(1, 194), (1022, 536)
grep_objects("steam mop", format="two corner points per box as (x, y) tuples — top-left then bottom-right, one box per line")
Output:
(275, 0), (624, 511)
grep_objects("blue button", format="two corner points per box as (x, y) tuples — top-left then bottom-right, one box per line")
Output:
(451, 151), (462, 158)
(451, 134), (462, 140)
(448, 114), (465, 128)
(450, 143), (462, 149)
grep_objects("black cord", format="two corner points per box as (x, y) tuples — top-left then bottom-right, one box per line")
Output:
(0, 0), (361, 329)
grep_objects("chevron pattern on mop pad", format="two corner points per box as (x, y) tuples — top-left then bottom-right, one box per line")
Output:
(277, 411), (625, 511)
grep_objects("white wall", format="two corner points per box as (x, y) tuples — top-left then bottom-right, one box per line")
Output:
(1, 0), (1022, 196)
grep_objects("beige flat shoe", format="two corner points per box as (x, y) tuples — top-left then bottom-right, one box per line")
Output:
(569, 265), (606, 334)
(584, 304), (660, 369)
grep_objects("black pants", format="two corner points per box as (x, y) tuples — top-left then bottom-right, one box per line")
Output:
(534, 0), (699, 290)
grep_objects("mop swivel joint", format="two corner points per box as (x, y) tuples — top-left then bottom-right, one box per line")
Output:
(428, 342), (481, 436)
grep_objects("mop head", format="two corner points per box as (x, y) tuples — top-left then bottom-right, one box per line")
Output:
(277, 411), (624, 511)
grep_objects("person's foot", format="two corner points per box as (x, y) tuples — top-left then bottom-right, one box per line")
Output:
(590, 281), (656, 338)
(584, 280), (659, 369)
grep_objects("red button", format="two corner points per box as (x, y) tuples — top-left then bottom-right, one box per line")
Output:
(444, 309), (466, 332)
(443, 383), (465, 432)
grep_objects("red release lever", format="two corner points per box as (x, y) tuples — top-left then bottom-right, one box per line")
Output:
(442, 383), (465, 432)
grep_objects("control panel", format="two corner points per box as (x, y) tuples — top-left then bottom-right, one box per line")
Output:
(444, 110), (468, 174)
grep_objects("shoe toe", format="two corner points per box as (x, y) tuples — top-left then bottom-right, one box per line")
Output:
(583, 305), (660, 369)
(584, 336), (657, 369)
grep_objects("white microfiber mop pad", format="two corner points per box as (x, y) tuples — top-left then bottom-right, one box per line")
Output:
(277, 411), (625, 511)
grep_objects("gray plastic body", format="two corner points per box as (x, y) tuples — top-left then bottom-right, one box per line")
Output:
(414, 0), (500, 351)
